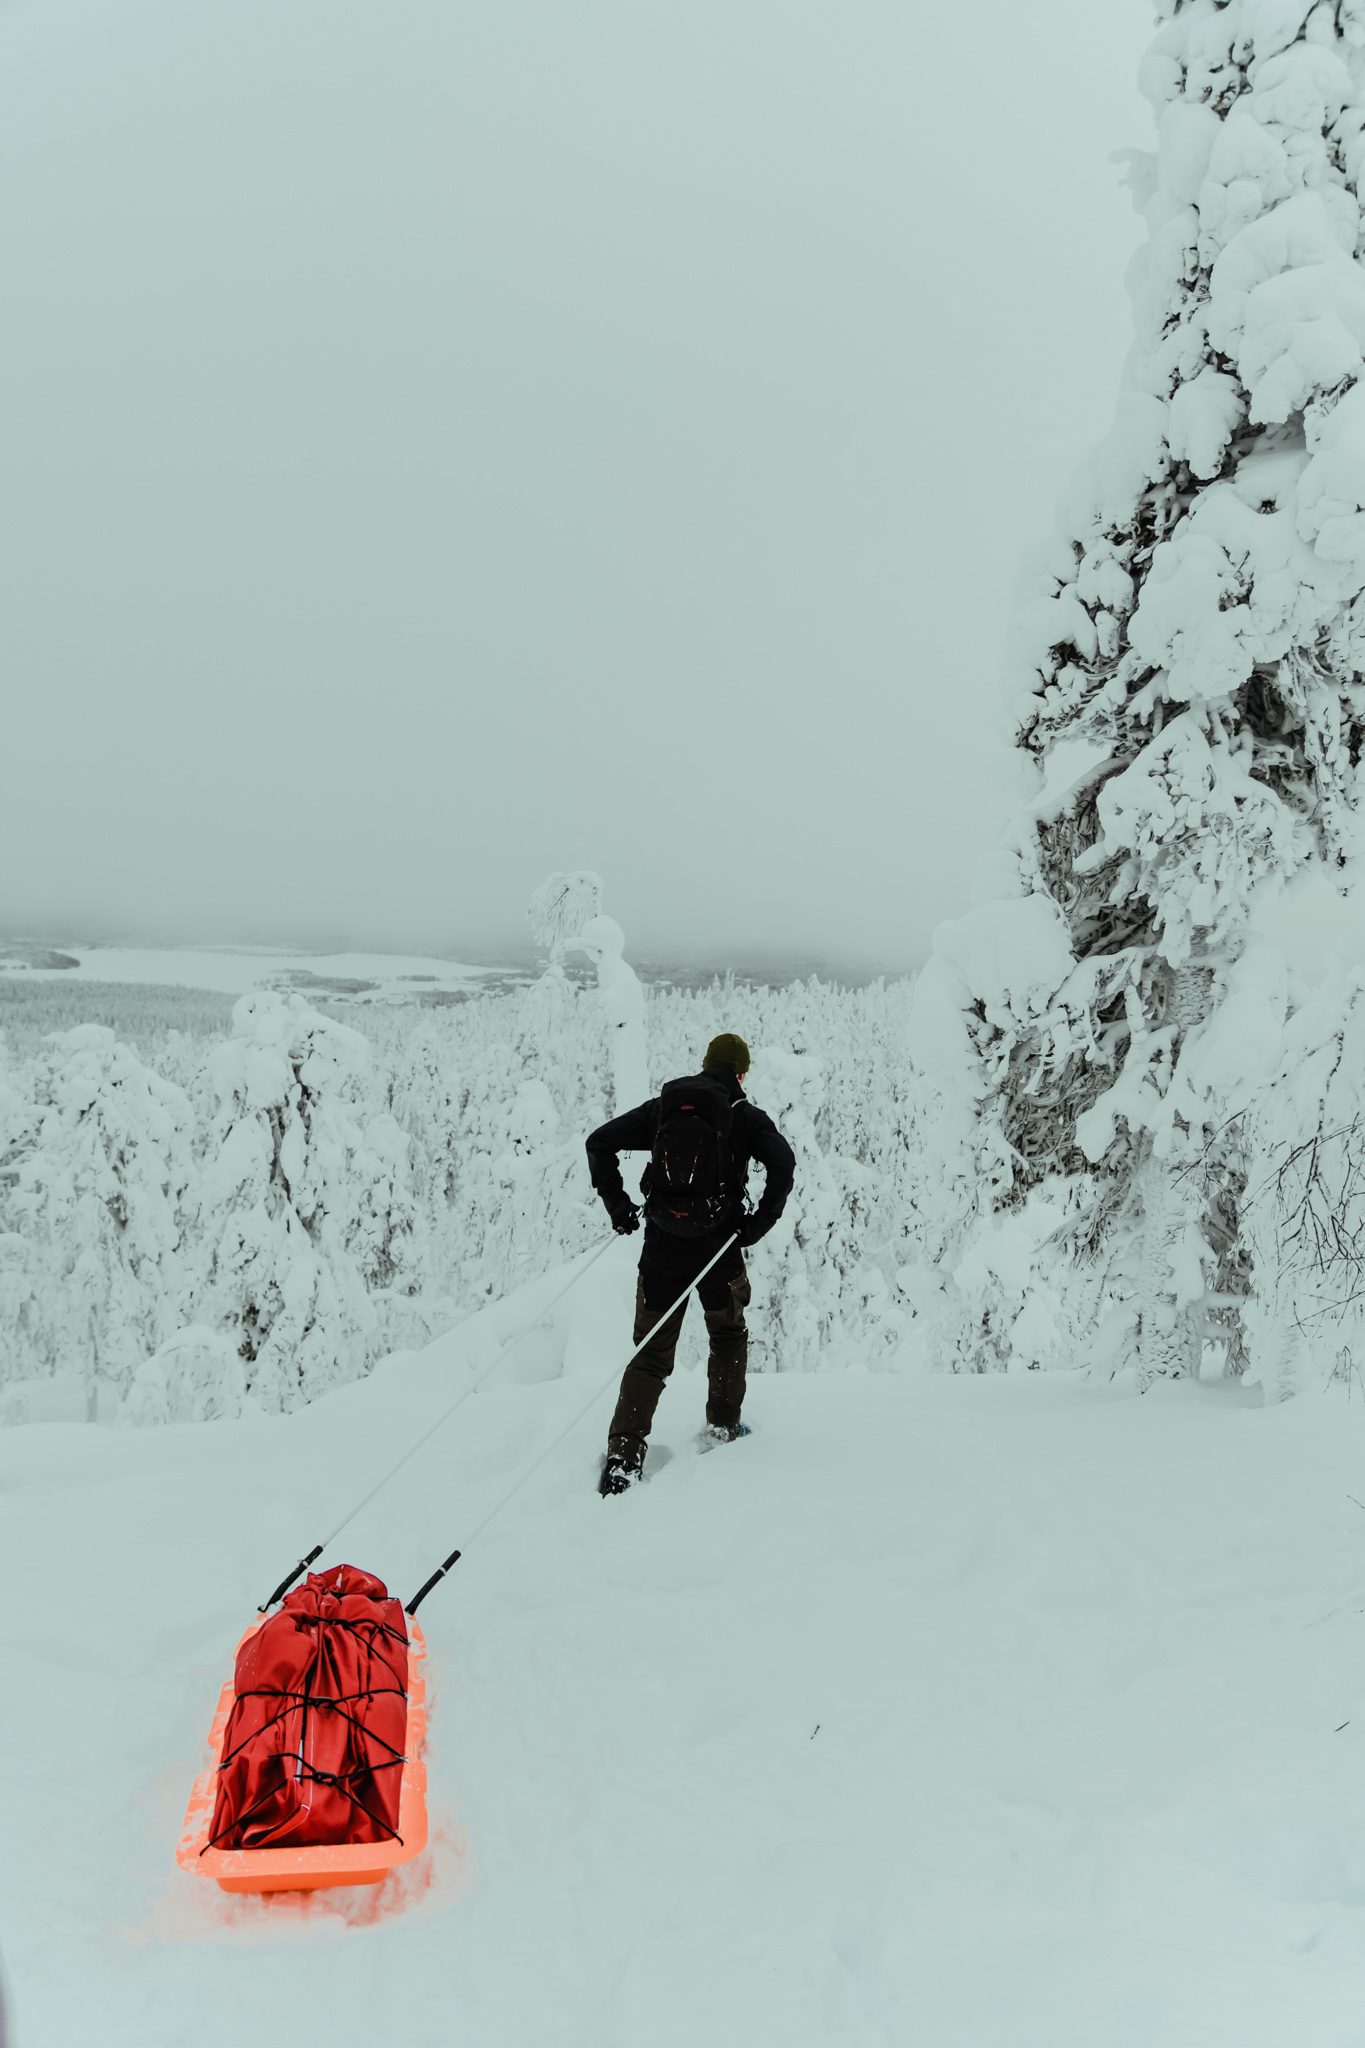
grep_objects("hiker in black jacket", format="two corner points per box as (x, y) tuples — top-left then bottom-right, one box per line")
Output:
(585, 1031), (796, 1496)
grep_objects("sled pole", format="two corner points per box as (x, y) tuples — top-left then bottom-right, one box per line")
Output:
(457, 1233), (741, 1551)
(259, 1545), (324, 1614)
(256, 1234), (617, 1612)
(406, 1548), (463, 1615)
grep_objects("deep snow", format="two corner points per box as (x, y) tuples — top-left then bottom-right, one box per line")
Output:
(6, 1243), (1365, 2047)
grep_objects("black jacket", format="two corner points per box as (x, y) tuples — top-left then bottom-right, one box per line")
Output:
(586, 1069), (795, 1244)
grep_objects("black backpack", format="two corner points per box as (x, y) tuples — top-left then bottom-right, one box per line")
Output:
(646, 1075), (735, 1238)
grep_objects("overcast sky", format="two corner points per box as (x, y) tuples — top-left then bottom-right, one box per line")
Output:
(1, 1), (1148, 973)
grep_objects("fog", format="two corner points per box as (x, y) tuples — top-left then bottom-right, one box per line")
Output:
(1, 1), (1147, 973)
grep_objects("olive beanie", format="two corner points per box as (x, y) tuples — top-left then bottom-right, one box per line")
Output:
(703, 1032), (751, 1075)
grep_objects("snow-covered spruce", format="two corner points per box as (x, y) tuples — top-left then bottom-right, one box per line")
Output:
(0, 1031), (40, 1398)
(172, 993), (382, 1413)
(343, 1105), (437, 1352)
(743, 1046), (906, 1373)
(0, 1025), (192, 1413)
(914, 0), (1365, 1382)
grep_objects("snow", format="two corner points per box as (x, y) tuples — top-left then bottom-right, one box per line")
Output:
(1210, 192), (1365, 426)
(7, 1250), (1365, 2047)
(1165, 365), (1242, 480)
(928, 898), (1074, 1028)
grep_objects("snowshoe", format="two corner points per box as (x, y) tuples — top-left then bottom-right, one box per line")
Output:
(697, 1421), (752, 1452)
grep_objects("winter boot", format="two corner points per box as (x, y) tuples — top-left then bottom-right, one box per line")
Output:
(598, 1433), (645, 1497)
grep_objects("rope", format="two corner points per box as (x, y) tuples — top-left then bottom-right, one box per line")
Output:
(317, 1233), (618, 1552)
(218, 1680), (409, 1766)
(454, 1233), (740, 1553)
(203, 1758), (406, 1853)
(262, 1235), (619, 1605)
(207, 1605), (414, 1851)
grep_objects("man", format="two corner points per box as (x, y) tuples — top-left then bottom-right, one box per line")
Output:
(585, 1031), (796, 1496)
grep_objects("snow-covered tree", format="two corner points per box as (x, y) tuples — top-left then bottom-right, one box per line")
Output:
(740, 1046), (905, 1372)
(1231, 946), (1365, 1397)
(126, 1324), (249, 1427)
(575, 913), (648, 1113)
(914, 0), (1365, 1384)
(743, 1048), (847, 1369)
(529, 870), (647, 1115)
(0, 1033), (42, 1391)
(526, 870), (605, 1062)
(183, 993), (379, 1411)
(345, 1108), (433, 1349)
(1, 966), (951, 1416)
(382, 1017), (463, 1224)
(528, 871), (603, 963)
(0, 1026), (192, 1411)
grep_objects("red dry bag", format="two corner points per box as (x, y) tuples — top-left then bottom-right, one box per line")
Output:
(208, 1564), (409, 1852)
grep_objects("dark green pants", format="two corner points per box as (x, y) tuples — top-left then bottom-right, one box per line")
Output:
(607, 1270), (751, 1451)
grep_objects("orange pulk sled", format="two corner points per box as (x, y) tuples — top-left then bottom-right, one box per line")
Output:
(178, 1552), (457, 1896)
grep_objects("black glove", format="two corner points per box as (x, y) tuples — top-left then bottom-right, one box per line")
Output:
(737, 1214), (765, 1248)
(609, 1201), (641, 1236)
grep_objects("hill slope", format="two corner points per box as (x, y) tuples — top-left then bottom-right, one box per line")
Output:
(5, 1245), (1365, 2047)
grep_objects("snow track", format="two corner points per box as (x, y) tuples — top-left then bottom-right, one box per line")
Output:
(6, 1263), (1365, 2046)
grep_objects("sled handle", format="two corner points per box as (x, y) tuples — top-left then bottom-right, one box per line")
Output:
(258, 1545), (324, 1614)
(406, 1548), (463, 1616)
